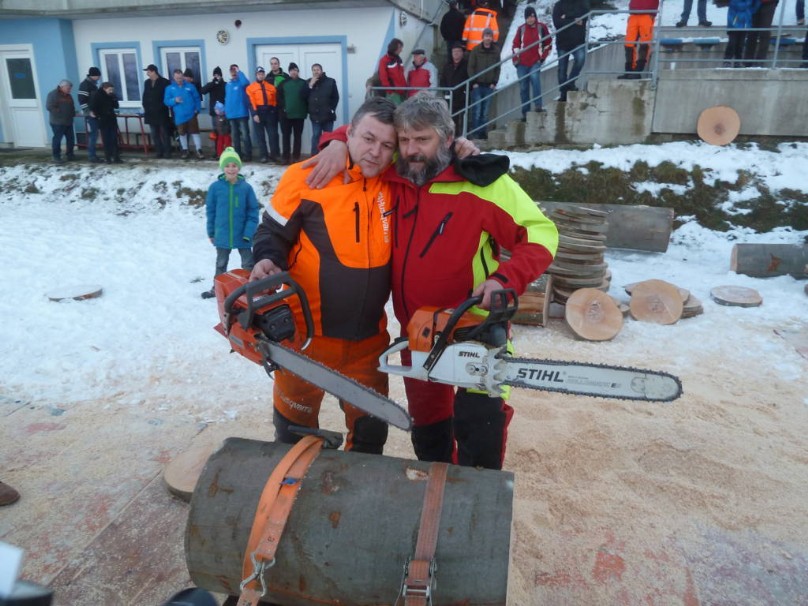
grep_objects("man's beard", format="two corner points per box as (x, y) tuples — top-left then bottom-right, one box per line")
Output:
(396, 145), (452, 186)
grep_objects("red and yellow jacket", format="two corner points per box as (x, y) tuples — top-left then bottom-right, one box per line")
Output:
(252, 160), (393, 340)
(385, 156), (558, 325)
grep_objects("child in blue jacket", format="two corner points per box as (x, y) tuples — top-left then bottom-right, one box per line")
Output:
(201, 146), (260, 298)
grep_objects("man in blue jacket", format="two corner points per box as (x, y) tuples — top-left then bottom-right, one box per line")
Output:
(225, 64), (253, 161)
(163, 69), (203, 159)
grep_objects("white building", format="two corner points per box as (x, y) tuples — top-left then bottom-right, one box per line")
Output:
(0, 0), (445, 153)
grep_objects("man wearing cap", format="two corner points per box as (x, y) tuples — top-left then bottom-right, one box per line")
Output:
(78, 67), (102, 163)
(164, 68), (204, 160)
(224, 64), (253, 161)
(277, 62), (307, 164)
(468, 27), (500, 139)
(405, 49), (439, 97)
(513, 5), (552, 117)
(45, 79), (76, 163)
(142, 64), (172, 158)
(246, 66), (280, 163)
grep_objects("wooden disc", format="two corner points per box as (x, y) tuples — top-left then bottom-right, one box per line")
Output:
(710, 285), (763, 307)
(697, 105), (741, 146)
(163, 441), (216, 502)
(552, 274), (607, 288)
(565, 288), (624, 341)
(554, 250), (605, 263)
(47, 284), (103, 302)
(629, 279), (684, 324)
(624, 280), (689, 302)
(558, 234), (607, 253)
(552, 216), (610, 234)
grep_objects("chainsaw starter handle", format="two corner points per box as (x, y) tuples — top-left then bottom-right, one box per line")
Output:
(223, 272), (315, 348)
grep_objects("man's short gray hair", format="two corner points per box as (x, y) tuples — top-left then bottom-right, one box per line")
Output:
(58, 79), (73, 88)
(394, 92), (455, 142)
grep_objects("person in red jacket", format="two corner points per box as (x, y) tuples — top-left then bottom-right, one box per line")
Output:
(378, 38), (407, 105)
(619, 0), (659, 79)
(512, 5), (552, 117)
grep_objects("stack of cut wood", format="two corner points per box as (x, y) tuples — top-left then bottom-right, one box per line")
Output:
(545, 206), (610, 304)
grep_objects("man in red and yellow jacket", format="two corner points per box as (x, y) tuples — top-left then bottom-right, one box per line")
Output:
(246, 66), (280, 162)
(250, 97), (398, 454)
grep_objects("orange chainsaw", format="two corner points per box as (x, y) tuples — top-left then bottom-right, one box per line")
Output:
(380, 290), (683, 402)
(213, 269), (412, 430)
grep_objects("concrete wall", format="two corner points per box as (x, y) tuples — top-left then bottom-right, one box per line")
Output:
(486, 42), (808, 147)
(652, 68), (808, 136)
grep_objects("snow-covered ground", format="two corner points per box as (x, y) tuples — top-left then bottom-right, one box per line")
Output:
(1, 140), (806, 412)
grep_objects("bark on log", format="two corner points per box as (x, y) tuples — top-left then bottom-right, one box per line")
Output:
(539, 202), (674, 253)
(730, 243), (808, 278)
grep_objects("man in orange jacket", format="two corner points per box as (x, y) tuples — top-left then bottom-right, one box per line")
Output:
(463, 0), (500, 50)
(246, 66), (280, 163)
(250, 97), (398, 454)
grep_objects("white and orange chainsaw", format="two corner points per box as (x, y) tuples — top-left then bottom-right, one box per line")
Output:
(379, 289), (682, 403)
(214, 272), (682, 432)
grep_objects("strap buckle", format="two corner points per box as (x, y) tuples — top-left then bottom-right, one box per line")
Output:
(240, 552), (275, 597)
(400, 557), (437, 604)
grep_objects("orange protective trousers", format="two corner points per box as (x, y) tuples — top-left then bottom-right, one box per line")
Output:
(625, 14), (654, 68)
(272, 332), (389, 452)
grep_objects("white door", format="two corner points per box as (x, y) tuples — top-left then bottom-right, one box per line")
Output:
(0, 45), (47, 148)
(256, 43), (343, 155)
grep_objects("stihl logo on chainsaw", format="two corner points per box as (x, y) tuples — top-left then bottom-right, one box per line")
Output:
(459, 351), (481, 358)
(516, 367), (564, 383)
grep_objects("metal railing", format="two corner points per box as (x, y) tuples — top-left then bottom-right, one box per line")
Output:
(372, 5), (807, 138)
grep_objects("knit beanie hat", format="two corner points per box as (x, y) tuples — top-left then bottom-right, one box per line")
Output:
(88, 67), (101, 77)
(288, 62), (299, 72)
(213, 66), (222, 77)
(219, 146), (242, 170)
(525, 6), (537, 19)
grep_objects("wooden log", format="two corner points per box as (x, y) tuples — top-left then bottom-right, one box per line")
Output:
(187, 438), (513, 605)
(540, 201), (674, 253)
(513, 274), (553, 326)
(730, 243), (808, 278)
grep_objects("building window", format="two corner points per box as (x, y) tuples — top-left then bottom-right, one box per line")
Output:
(161, 48), (201, 86)
(6, 58), (36, 99)
(99, 48), (140, 104)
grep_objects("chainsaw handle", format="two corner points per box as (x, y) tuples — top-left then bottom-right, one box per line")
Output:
(422, 289), (518, 372)
(223, 272), (314, 347)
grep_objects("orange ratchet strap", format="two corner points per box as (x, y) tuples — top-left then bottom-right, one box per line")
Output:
(401, 462), (449, 606)
(237, 435), (324, 606)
